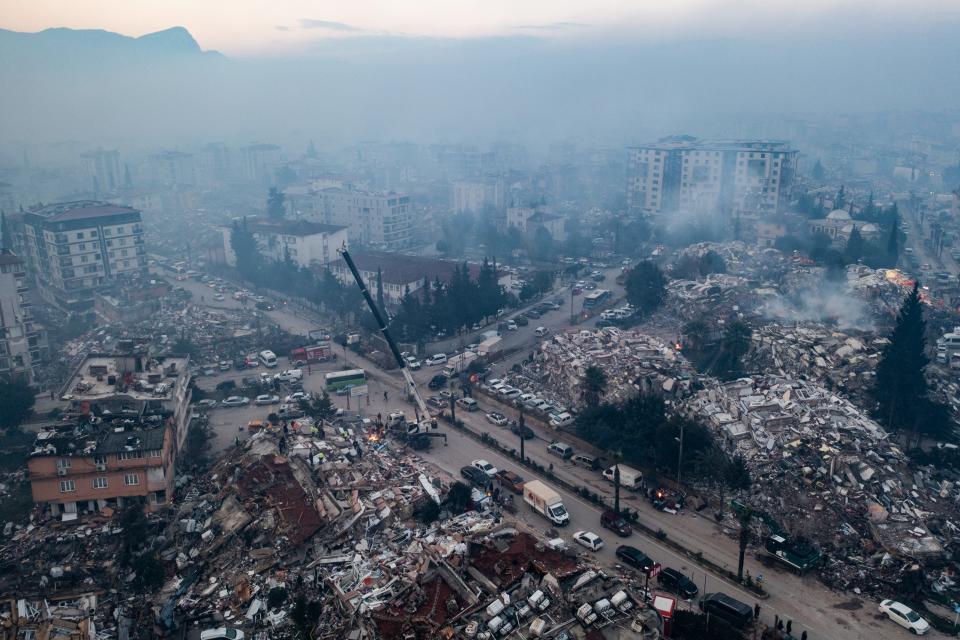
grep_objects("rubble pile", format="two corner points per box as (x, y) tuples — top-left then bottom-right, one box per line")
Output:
(665, 273), (754, 322)
(533, 328), (696, 409)
(685, 374), (960, 596)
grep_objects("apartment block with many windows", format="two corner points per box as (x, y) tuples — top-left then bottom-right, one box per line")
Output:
(0, 250), (47, 384)
(303, 187), (413, 249)
(11, 201), (147, 312)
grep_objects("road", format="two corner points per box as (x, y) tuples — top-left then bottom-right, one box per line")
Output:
(181, 271), (937, 640)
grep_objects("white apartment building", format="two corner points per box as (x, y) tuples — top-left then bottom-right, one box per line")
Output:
(241, 143), (282, 187)
(222, 218), (348, 269)
(148, 151), (197, 187)
(452, 178), (505, 214)
(80, 150), (122, 194)
(627, 138), (797, 216)
(12, 201), (147, 312)
(302, 187), (413, 249)
(0, 250), (47, 385)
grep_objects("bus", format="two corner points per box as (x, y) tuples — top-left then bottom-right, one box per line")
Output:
(325, 369), (366, 391)
(259, 349), (278, 368)
(583, 289), (611, 308)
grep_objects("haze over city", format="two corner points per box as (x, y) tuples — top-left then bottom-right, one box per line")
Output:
(1, 1), (960, 640)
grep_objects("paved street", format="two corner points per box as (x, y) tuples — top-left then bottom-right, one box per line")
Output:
(178, 271), (940, 639)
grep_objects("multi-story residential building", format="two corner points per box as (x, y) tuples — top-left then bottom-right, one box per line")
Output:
(222, 218), (348, 269)
(0, 250), (47, 385)
(12, 201), (147, 312)
(505, 206), (566, 240)
(306, 188), (413, 249)
(627, 138), (797, 216)
(452, 177), (506, 214)
(241, 143), (282, 186)
(80, 149), (122, 194)
(29, 352), (191, 517)
(148, 150), (197, 187)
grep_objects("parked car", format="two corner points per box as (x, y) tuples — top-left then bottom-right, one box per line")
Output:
(511, 422), (535, 439)
(698, 593), (754, 630)
(405, 356), (422, 370)
(501, 388), (521, 400)
(513, 315), (529, 326)
(657, 568), (699, 599)
(200, 629), (244, 640)
(471, 459), (499, 477)
(460, 465), (490, 487)
(615, 545), (655, 572)
(486, 411), (508, 426)
(194, 399), (218, 410)
(285, 392), (308, 403)
(216, 379), (237, 392)
(278, 403), (304, 419)
(335, 385), (354, 396)
(506, 320), (518, 331)
(878, 600), (930, 635)
(495, 469), (525, 493)
(547, 441), (574, 459)
(426, 353), (448, 366)
(255, 394), (279, 406)
(549, 412), (575, 428)
(525, 309), (541, 319)
(221, 396), (250, 407)
(600, 510), (633, 536)
(427, 395), (446, 409)
(428, 375), (447, 390)
(573, 531), (605, 552)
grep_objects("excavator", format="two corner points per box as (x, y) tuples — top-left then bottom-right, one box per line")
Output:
(338, 245), (447, 450)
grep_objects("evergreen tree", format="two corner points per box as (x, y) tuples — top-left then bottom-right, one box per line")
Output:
(625, 261), (667, 316)
(811, 159), (826, 181)
(0, 211), (10, 251)
(886, 215), (900, 259)
(230, 218), (263, 283)
(580, 366), (608, 407)
(267, 187), (286, 219)
(834, 185), (846, 210)
(874, 283), (928, 434)
(845, 226), (864, 263)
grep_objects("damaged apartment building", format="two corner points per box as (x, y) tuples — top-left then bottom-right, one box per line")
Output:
(27, 349), (191, 518)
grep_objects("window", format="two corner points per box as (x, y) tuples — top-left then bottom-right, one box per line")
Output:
(56, 458), (71, 469)
(124, 473), (140, 486)
(94, 455), (106, 465)
(91, 230), (98, 238)
(59, 480), (76, 492)
(117, 450), (144, 461)
(117, 226), (125, 233)
(147, 449), (162, 458)
(76, 232), (84, 239)
(93, 477), (108, 489)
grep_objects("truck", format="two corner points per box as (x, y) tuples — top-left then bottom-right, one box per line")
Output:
(764, 534), (822, 573)
(523, 480), (570, 526)
(289, 342), (333, 365)
(602, 464), (643, 490)
(441, 351), (478, 378)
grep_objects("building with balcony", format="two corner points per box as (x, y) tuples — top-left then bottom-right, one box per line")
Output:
(0, 249), (47, 385)
(298, 187), (413, 249)
(627, 137), (797, 217)
(11, 201), (147, 312)
(27, 353), (191, 518)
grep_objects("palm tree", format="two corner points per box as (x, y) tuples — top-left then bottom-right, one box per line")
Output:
(580, 365), (608, 407)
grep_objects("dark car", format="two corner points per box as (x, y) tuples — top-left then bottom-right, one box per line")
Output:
(234, 357), (247, 370)
(510, 421), (535, 439)
(461, 465), (490, 488)
(657, 567), (699, 599)
(600, 510), (633, 537)
(255, 301), (275, 311)
(525, 309), (541, 319)
(428, 374), (448, 390)
(495, 469), (525, 494)
(616, 545), (655, 572)
(513, 315), (529, 326)
(699, 593), (753, 629)
(215, 379), (237, 392)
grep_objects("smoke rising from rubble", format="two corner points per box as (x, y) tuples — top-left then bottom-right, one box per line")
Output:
(762, 282), (873, 331)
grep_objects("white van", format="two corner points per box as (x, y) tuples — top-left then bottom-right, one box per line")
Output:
(456, 397), (479, 412)
(535, 326), (548, 337)
(259, 350), (278, 368)
(549, 412), (575, 428)
(426, 353), (447, 366)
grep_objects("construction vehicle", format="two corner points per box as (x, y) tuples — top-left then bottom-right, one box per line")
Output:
(338, 245), (446, 450)
(764, 533), (822, 573)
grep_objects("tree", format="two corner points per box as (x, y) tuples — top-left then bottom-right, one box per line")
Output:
(874, 283), (929, 436)
(580, 365), (608, 407)
(845, 226), (864, 263)
(267, 187), (286, 219)
(625, 261), (667, 316)
(698, 251), (727, 276)
(445, 482), (473, 513)
(181, 421), (212, 469)
(886, 216), (900, 259)
(414, 498), (441, 523)
(230, 218), (263, 283)
(267, 586), (288, 609)
(811, 159), (825, 181)
(131, 553), (165, 592)
(834, 185), (846, 210)
(736, 507), (752, 582)
(119, 503), (149, 565)
(0, 380), (35, 430)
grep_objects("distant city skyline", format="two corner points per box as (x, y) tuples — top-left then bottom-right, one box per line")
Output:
(2, 0), (958, 56)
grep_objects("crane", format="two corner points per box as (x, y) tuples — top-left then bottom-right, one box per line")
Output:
(337, 245), (444, 446)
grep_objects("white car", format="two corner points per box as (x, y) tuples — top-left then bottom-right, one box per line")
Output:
(255, 394), (279, 406)
(221, 396), (250, 407)
(200, 629), (244, 640)
(466, 343), (480, 353)
(472, 459), (499, 477)
(573, 531), (605, 552)
(426, 353), (447, 366)
(518, 393), (536, 404)
(878, 600), (929, 635)
(405, 356), (422, 370)
(486, 412), (508, 426)
(549, 412), (575, 428)
(285, 392), (308, 403)
(501, 388), (521, 400)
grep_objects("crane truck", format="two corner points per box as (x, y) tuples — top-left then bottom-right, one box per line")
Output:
(338, 245), (446, 450)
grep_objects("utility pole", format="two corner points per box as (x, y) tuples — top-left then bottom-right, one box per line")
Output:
(449, 380), (457, 424)
(519, 409), (526, 463)
(569, 287), (575, 324)
(614, 463), (621, 513)
(676, 420), (685, 488)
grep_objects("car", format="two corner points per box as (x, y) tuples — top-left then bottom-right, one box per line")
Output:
(600, 510), (633, 537)
(212, 293), (225, 301)
(506, 321), (518, 331)
(335, 385), (355, 396)
(438, 389), (452, 400)
(523, 395), (543, 408)
(255, 301), (275, 310)
(460, 465), (490, 487)
(879, 600), (930, 635)
(495, 469), (525, 493)
(615, 545), (655, 572)
(525, 309), (541, 319)
(549, 412), (575, 428)
(405, 356), (422, 370)
(572, 287), (582, 295)
(221, 396), (250, 407)
(255, 394), (279, 405)
(472, 459), (499, 477)
(573, 530), (605, 552)
(426, 353), (448, 366)
(501, 388), (521, 400)
(278, 403), (304, 418)
(194, 399), (218, 410)
(466, 343), (480, 353)
(427, 395), (446, 408)
(510, 422), (535, 439)
(657, 568), (699, 599)
(200, 629), (244, 640)
(518, 393), (536, 404)
(428, 375), (447, 390)
(285, 392), (308, 403)
(514, 315), (529, 326)
(921, 263), (932, 271)
(216, 379), (237, 392)
(486, 411), (508, 426)
(234, 357), (248, 370)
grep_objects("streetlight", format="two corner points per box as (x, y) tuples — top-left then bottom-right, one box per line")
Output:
(676, 420), (685, 488)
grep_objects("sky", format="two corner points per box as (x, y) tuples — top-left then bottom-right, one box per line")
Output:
(2, 0), (959, 55)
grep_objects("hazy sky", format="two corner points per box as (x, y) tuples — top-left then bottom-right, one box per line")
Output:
(3, 0), (959, 55)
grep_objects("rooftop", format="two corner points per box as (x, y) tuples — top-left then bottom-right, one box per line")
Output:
(63, 354), (189, 402)
(27, 200), (140, 223)
(629, 137), (795, 153)
(244, 217), (347, 237)
(31, 422), (167, 458)
(330, 251), (487, 286)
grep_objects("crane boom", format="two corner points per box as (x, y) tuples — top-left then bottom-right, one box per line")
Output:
(337, 245), (435, 427)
